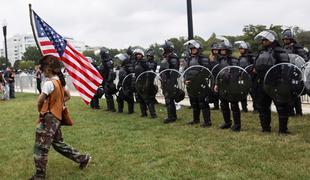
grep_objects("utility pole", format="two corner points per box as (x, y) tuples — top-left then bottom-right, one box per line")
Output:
(187, 0), (194, 40)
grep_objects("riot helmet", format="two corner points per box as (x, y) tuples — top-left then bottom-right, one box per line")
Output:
(133, 48), (144, 60)
(184, 39), (202, 56)
(161, 41), (175, 54)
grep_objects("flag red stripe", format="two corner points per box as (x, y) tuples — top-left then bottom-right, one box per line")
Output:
(40, 41), (53, 46)
(62, 58), (98, 93)
(61, 53), (101, 87)
(42, 49), (57, 54)
(65, 47), (102, 79)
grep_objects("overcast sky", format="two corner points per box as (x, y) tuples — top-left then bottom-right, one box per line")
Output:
(0, 0), (309, 49)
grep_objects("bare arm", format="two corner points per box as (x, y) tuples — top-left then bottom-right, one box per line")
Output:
(64, 89), (71, 102)
(37, 93), (48, 112)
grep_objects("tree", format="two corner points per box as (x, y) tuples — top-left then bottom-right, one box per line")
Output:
(22, 46), (42, 65)
(18, 60), (35, 71)
(0, 57), (10, 70)
(296, 31), (310, 49)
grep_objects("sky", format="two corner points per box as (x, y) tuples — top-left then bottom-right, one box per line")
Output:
(0, 0), (309, 49)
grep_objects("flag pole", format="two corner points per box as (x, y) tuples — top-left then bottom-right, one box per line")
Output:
(29, 4), (43, 56)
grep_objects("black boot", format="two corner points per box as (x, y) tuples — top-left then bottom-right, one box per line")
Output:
(164, 102), (177, 124)
(187, 108), (200, 125)
(295, 98), (303, 116)
(128, 103), (134, 114)
(259, 113), (271, 132)
(117, 100), (124, 113)
(140, 103), (148, 117)
(231, 112), (241, 132)
(279, 117), (289, 134)
(148, 103), (157, 119)
(201, 108), (212, 127)
(219, 111), (232, 129)
(106, 99), (116, 112)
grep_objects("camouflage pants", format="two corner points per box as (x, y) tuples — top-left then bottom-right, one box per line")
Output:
(33, 113), (86, 177)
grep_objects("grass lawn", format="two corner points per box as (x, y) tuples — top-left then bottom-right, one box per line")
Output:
(0, 93), (310, 179)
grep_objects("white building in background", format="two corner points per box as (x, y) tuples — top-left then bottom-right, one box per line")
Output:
(7, 34), (36, 64)
(64, 36), (87, 52)
(4, 34), (88, 65)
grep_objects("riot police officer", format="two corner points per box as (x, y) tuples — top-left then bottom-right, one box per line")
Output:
(236, 41), (256, 112)
(159, 41), (180, 123)
(282, 29), (307, 116)
(98, 47), (117, 112)
(254, 30), (290, 134)
(116, 53), (135, 114)
(184, 40), (212, 127)
(146, 48), (159, 105)
(214, 40), (241, 131)
(88, 57), (103, 109)
(209, 43), (220, 110)
(282, 29), (309, 62)
(134, 48), (157, 118)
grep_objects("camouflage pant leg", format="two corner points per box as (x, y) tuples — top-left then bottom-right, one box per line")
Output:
(33, 113), (60, 177)
(52, 126), (85, 163)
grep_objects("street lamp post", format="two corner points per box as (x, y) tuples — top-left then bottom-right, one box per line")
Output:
(2, 21), (8, 68)
(187, 0), (194, 40)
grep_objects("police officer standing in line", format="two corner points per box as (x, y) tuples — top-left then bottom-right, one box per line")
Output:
(209, 43), (220, 110)
(236, 41), (256, 112)
(98, 47), (117, 112)
(214, 40), (241, 131)
(159, 41), (180, 124)
(254, 30), (290, 134)
(88, 57), (102, 109)
(184, 40), (212, 127)
(134, 48), (157, 118)
(116, 49), (136, 114)
(146, 48), (159, 105)
(282, 29), (308, 116)
(282, 29), (309, 62)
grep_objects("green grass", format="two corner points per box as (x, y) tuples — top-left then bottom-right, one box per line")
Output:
(0, 93), (310, 179)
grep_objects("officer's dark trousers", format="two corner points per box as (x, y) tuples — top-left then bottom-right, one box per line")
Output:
(256, 85), (289, 132)
(105, 93), (115, 111)
(117, 90), (134, 113)
(210, 91), (219, 109)
(189, 96), (211, 123)
(165, 97), (177, 120)
(90, 95), (100, 109)
(220, 98), (240, 127)
(250, 91), (258, 111)
(290, 97), (302, 116)
(240, 98), (248, 111)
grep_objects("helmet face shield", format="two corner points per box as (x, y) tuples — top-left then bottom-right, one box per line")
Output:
(282, 29), (294, 39)
(255, 30), (276, 42)
(133, 48), (145, 56)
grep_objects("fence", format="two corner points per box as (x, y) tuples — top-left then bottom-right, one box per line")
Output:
(14, 73), (310, 104)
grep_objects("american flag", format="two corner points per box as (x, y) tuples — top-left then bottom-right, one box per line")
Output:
(30, 9), (103, 105)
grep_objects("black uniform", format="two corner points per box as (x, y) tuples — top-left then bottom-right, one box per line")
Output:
(209, 54), (220, 110)
(283, 42), (307, 116)
(185, 55), (212, 127)
(159, 53), (180, 123)
(254, 42), (290, 133)
(99, 57), (117, 112)
(238, 53), (256, 112)
(117, 54), (135, 114)
(90, 62), (102, 109)
(134, 56), (157, 118)
(217, 55), (241, 131)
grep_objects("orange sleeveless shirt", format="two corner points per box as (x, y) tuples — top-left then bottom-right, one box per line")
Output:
(40, 79), (64, 120)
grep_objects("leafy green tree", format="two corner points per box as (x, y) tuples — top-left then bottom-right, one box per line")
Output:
(19, 60), (35, 71)
(22, 46), (42, 65)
